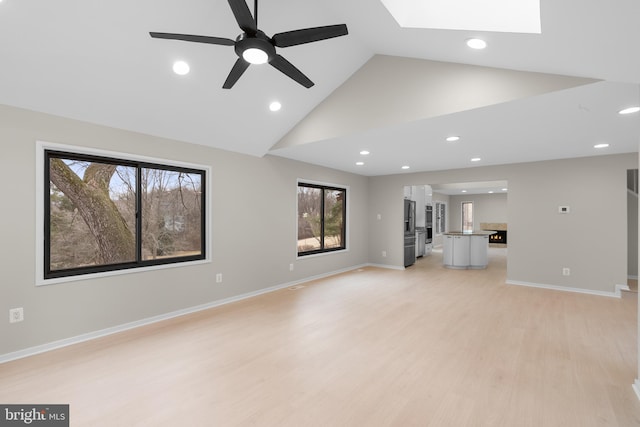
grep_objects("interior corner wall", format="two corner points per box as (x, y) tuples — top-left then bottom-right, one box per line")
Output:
(628, 188), (638, 278)
(368, 153), (637, 293)
(0, 104), (369, 357)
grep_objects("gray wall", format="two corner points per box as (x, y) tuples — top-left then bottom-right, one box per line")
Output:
(449, 193), (508, 232)
(628, 190), (638, 277)
(1, 103), (637, 358)
(0, 105), (369, 356)
(368, 154), (637, 293)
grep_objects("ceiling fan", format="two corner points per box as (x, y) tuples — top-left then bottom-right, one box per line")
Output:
(150, 0), (349, 89)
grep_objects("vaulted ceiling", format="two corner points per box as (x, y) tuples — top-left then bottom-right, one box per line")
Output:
(0, 0), (638, 176)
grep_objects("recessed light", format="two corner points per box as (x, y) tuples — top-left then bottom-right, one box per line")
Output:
(619, 106), (640, 115)
(488, 191), (494, 194)
(360, 150), (370, 155)
(446, 136), (460, 142)
(269, 101), (282, 112)
(471, 157), (481, 162)
(402, 165), (410, 170)
(356, 162), (365, 166)
(502, 188), (508, 191)
(172, 61), (190, 75)
(594, 143), (610, 149)
(466, 38), (487, 49)
(461, 190), (467, 193)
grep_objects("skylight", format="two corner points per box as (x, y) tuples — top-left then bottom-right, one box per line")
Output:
(380, 0), (541, 34)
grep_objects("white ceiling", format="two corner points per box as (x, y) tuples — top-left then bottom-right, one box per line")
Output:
(429, 181), (509, 196)
(0, 0), (638, 176)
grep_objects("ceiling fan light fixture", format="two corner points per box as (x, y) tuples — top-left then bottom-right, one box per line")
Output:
(242, 47), (269, 65)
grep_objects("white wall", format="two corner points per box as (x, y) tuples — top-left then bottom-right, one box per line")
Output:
(449, 193), (508, 232)
(628, 190), (638, 277)
(0, 105), (370, 357)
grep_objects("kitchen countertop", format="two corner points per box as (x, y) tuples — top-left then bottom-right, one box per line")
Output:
(443, 231), (497, 236)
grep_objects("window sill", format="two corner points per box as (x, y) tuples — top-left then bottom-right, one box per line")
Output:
(37, 258), (211, 287)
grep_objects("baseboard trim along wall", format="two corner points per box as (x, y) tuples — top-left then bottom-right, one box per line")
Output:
(633, 380), (640, 402)
(366, 263), (405, 271)
(0, 264), (368, 364)
(506, 280), (621, 298)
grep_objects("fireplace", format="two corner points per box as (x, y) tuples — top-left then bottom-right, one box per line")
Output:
(489, 230), (507, 244)
(480, 222), (507, 247)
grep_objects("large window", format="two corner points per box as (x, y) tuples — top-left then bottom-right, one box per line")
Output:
(44, 149), (206, 279)
(297, 182), (346, 256)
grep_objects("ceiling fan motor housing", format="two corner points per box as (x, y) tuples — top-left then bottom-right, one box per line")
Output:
(235, 31), (276, 63)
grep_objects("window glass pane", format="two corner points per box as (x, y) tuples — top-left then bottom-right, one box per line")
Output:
(297, 186), (322, 252)
(141, 168), (203, 260)
(49, 158), (136, 271)
(324, 189), (345, 249)
(462, 202), (473, 232)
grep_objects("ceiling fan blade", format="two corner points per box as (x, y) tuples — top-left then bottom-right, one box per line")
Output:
(227, 0), (257, 33)
(223, 58), (250, 89)
(272, 24), (348, 48)
(270, 55), (314, 88)
(150, 32), (234, 46)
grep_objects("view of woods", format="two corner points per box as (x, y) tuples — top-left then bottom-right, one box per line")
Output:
(297, 185), (345, 253)
(48, 155), (203, 272)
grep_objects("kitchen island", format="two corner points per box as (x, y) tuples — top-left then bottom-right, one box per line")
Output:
(442, 231), (496, 269)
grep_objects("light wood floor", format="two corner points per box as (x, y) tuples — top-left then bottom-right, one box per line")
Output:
(1, 249), (639, 426)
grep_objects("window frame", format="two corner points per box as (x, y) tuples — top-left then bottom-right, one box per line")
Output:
(461, 201), (474, 232)
(37, 141), (211, 285)
(296, 181), (348, 257)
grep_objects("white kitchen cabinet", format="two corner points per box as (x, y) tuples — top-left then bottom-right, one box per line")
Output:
(443, 232), (493, 269)
(452, 235), (470, 267)
(443, 235), (454, 266)
(470, 235), (489, 268)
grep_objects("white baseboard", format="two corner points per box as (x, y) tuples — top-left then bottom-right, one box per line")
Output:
(506, 280), (620, 298)
(366, 263), (405, 271)
(633, 380), (640, 402)
(615, 283), (631, 297)
(0, 264), (368, 364)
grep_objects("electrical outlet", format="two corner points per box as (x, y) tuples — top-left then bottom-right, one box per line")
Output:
(289, 263), (294, 271)
(562, 268), (570, 276)
(9, 307), (24, 323)
(216, 273), (223, 283)
(382, 251), (387, 258)
(377, 214), (382, 220)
